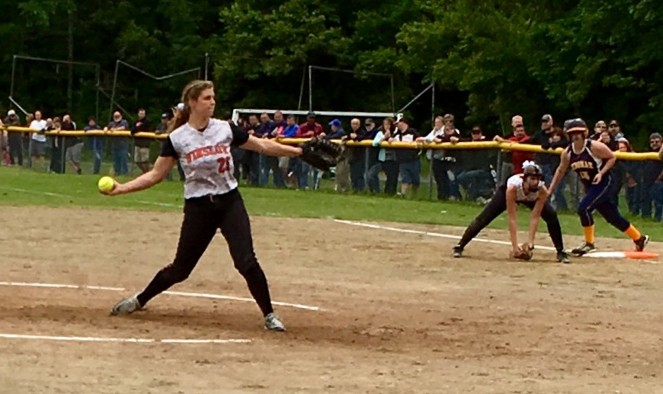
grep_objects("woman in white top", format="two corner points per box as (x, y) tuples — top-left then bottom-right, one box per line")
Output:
(452, 161), (569, 263)
(104, 80), (304, 331)
(29, 110), (48, 167)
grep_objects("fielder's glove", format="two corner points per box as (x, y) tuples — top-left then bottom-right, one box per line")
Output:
(512, 243), (534, 261)
(299, 137), (343, 171)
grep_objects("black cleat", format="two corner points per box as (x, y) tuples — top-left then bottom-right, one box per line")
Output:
(635, 235), (649, 252)
(571, 242), (596, 256)
(556, 250), (571, 264)
(452, 245), (463, 258)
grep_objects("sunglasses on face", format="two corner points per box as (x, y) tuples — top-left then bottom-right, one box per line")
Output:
(609, 124), (618, 127)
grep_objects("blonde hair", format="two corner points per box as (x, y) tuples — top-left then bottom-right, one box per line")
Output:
(167, 80), (214, 133)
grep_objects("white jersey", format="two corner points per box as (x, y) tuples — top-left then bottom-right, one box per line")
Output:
(506, 174), (543, 202)
(164, 119), (248, 199)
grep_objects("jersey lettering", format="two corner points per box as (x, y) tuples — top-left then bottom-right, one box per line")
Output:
(568, 140), (604, 187)
(217, 156), (230, 173)
(169, 119), (238, 198)
(185, 143), (230, 164)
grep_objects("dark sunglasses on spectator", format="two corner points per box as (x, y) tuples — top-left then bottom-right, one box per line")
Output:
(609, 124), (618, 127)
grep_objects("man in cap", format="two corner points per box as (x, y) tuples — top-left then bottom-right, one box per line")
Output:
(326, 119), (350, 192)
(527, 114), (569, 210)
(297, 112), (325, 189)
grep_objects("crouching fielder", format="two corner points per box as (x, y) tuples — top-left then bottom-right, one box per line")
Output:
(452, 162), (570, 263)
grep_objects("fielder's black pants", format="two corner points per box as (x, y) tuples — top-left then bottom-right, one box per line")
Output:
(458, 185), (564, 252)
(137, 188), (274, 316)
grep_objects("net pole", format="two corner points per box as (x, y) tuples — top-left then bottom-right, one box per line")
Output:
(397, 84), (433, 114)
(308, 66), (313, 111)
(390, 75), (395, 114)
(428, 84), (435, 200)
(10, 55), (17, 98)
(95, 66), (100, 121)
(297, 66), (306, 111)
(204, 52), (209, 80)
(109, 60), (119, 122)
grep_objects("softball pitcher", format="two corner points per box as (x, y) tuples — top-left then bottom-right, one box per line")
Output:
(103, 80), (305, 331)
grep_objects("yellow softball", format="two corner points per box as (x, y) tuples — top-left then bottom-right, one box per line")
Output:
(98, 176), (116, 193)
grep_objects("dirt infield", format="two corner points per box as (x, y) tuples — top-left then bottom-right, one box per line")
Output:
(1, 206), (662, 393)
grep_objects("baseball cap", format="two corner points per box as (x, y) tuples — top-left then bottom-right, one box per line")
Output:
(541, 114), (552, 122)
(564, 118), (588, 134)
(306, 111), (316, 119)
(7, 109), (16, 116)
(329, 119), (341, 127)
(364, 118), (375, 125)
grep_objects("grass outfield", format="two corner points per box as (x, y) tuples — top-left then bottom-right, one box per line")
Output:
(1, 166), (660, 241)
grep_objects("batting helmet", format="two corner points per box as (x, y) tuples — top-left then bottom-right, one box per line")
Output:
(564, 118), (588, 136)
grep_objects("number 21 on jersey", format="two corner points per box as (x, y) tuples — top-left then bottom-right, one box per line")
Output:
(217, 157), (230, 173)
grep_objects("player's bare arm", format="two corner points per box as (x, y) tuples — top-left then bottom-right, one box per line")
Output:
(589, 140), (616, 184)
(106, 156), (177, 196)
(505, 186), (520, 254)
(241, 134), (302, 157)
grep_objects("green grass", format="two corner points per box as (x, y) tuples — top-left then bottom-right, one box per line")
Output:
(1, 166), (661, 241)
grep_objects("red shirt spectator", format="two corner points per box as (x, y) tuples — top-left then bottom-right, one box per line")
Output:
(495, 124), (534, 174)
(297, 111), (324, 137)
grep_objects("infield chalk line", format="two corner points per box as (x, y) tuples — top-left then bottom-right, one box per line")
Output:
(0, 186), (70, 198)
(1, 187), (182, 209)
(0, 282), (321, 311)
(334, 219), (557, 251)
(0, 333), (251, 345)
(334, 219), (660, 263)
(163, 290), (320, 311)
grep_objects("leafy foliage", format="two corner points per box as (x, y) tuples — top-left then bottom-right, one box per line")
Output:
(0, 0), (662, 146)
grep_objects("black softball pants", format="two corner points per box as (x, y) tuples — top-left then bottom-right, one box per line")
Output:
(136, 189), (274, 316)
(458, 185), (565, 253)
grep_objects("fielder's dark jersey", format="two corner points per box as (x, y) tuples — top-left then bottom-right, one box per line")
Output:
(566, 139), (606, 188)
(160, 119), (249, 198)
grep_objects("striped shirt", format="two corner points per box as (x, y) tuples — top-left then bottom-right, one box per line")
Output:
(160, 119), (249, 199)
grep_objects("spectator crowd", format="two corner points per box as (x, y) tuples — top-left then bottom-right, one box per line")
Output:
(1, 107), (662, 221)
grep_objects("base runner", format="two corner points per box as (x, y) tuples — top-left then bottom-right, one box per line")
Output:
(548, 118), (649, 256)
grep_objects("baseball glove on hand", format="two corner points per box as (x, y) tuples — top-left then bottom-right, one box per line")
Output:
(299, 137), (343, 171)
(512, 243), (534, 261)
